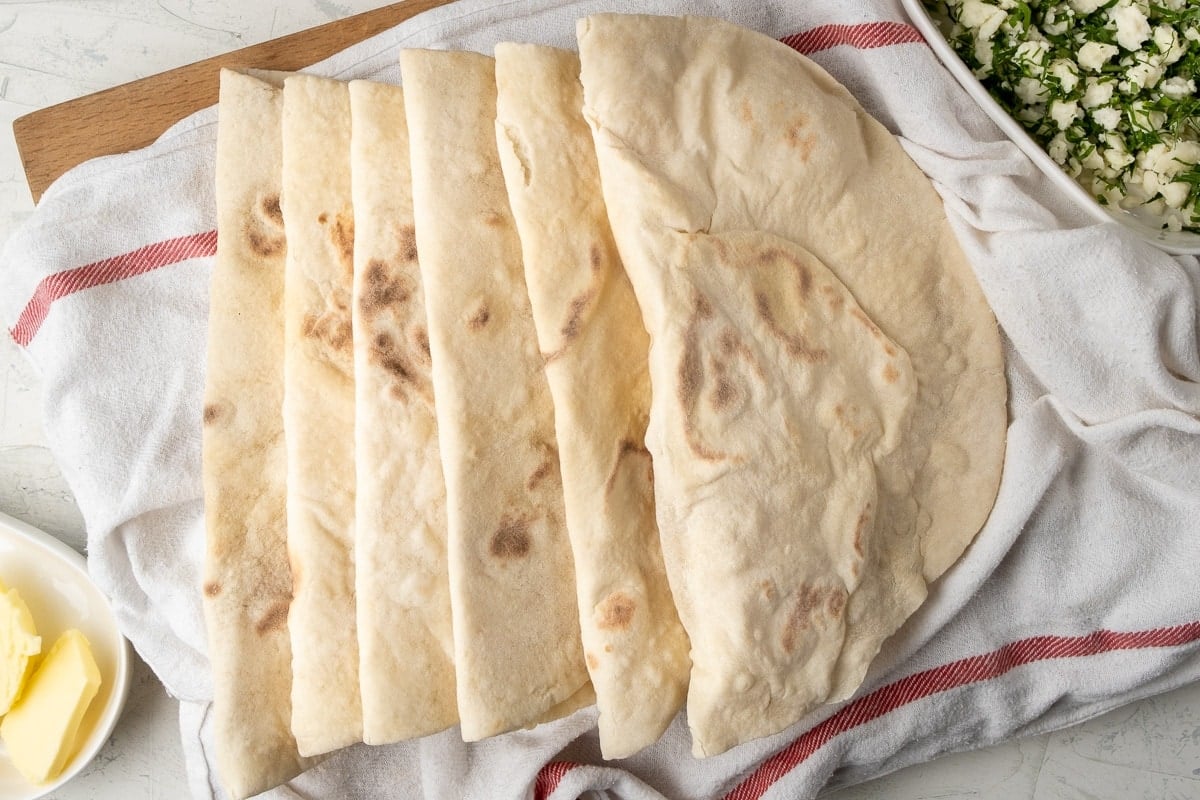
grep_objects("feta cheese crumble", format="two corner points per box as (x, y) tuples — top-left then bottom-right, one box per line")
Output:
(928, 0), (1200, 232)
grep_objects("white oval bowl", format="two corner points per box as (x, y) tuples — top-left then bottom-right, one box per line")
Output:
(901, 0), (1200, 255)
(0, 511), (132, 800)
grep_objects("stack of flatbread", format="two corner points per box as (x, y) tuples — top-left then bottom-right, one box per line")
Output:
(199, 13), (1005, 798)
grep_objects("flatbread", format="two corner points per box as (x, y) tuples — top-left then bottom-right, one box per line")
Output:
(280, 74), (362, 756)
(400, 48), (591, 741)
(493, 43), (690, 759)
(348, 79), (458, 744)
(577, 14), (1006, 756)
(201, 69), (314, 799)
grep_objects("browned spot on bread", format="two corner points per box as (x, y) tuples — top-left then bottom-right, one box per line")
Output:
(329, 212), (355, 275)
(260, 194), (283, 227)
(246, 228), (284, 257)
(678, 294), (730, 462)
(719, 330), (739, 356)
(527, 461), (552, 491)
(203, 403), (224, 425)
(245, 197), (285, 256)
(781, 584), (845, 653)
(797, 264), (812, 298)
(853, 506), (871, 559)
(597, 592), (636, 631)
(759, 579), (777, 602)
(372, 333), (412, 381)
(711, 375), (738, 411)
(782, 586), (822, 652)
(784, 115), (816, 160)
(716, 328), (767, 381)
(711, 236), (730, 261)
(586, 653), (600, 670)
(604, 644), (613, 653)
(255, 601), (290, 636)
(538, 282), (599, 360)
(359, 259), (413, 318)
(203, 581), (222, 597)
(678, 321), (703, 409)
(850, 307), (885, 341)
(526, 439), (560, 492)
(755, 292), (828, 363)
(740, 97), (755, 125)
(468, 305), (491, 330)
(399, 225), (418, 262)
(483, 211), (506, 227)
(882, 363), (900, 384)
(706, 339), (742, 413)
(491, 516), (532, 559)
(560, 288), (596, 341)
(527, 455), (559, 493)
(589, 243), (603, 272)
(413, 326), (431, 362)
(370, 330), (434, 405)
(318, 212), (328, 224)
(242, 192), (285, 256)
(826, 590), (846, 618)
(834, 403), (864, 440)
(758, 248), (813, 298)
(302, 308), (353, 353)
(822, 284), (844, 311)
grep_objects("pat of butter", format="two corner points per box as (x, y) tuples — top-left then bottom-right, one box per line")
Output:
(1, 629), (101, 785)
(0, 578), (41, 715)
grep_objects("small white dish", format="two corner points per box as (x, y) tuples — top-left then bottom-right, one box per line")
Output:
(901, 0), (1200, 255)
(0, 511), (132, 800)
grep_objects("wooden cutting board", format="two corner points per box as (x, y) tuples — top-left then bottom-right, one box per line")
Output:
(12, 0), (453, 203)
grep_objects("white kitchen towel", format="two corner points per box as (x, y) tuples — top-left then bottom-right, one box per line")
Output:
(2, 1), (1200, 798)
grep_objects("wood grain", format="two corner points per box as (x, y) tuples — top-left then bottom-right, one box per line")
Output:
(12, 0), (453, 203)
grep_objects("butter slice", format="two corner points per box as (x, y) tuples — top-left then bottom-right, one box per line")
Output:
(0, 579), (41, 715)
(1, 629), (101, 785)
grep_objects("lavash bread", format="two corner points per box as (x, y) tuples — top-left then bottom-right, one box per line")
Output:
(201, 69), (313, 799)
(348, 79), (459, 745)
(577, 13), (1006, 757)
(399, 49), (591, 740)
(280, 74), (363, 756)
(493, 43), (690, 759)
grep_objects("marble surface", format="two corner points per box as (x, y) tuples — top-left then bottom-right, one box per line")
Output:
(0, 2), (1197, 799)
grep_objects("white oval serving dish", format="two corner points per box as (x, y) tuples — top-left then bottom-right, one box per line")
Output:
(901, 0), (1200, 255)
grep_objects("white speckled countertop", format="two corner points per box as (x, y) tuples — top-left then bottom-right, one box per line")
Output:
(1, 2), (1197, 798)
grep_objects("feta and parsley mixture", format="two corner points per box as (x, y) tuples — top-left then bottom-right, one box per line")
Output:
(927, 0), (1200, 232)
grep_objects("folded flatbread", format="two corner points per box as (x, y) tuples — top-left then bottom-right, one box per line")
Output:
(280, 74), (362, 756)
(201, 68), (314, 799)
(493, 43), (690, 759)
(348, 79), (458, 745)
(400, 49), (591, 741)
(577, 14), (1006, 757)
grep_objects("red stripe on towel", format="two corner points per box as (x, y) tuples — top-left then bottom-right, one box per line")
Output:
(533, 621), (1200, 800)
(724, 621), (1200, 800)
(9, 230), (217, 347)
(780, 21), (925, 56)
(534, 759), (583, 800)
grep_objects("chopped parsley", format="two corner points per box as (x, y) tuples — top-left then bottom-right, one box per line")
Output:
(925, 0), (1200, 232)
